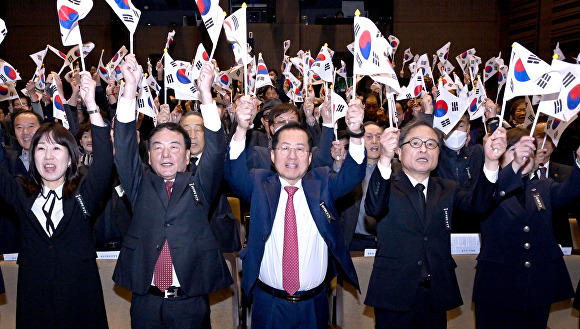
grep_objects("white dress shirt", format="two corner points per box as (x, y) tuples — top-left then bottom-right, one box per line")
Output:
(31, 184), (64, 236)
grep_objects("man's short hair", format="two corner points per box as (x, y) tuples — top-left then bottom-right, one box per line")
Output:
(506, 127), (530, 149)
(12, 109), (43, 130)
(268, 103), (303, 127)
(271, 122), (312, 151)
(399, 118), (442, 147)
(147, 122), (191, 151)
(262, 98), (282, 114)
(182, 111), (203, 120)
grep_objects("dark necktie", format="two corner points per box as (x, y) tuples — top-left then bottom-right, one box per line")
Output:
(154, 181), (174, 291)
(283, 186), (300, 296)
(42, 190), (58, 236)
(539, 167), (547, 180)
(415, 183), (426, 221)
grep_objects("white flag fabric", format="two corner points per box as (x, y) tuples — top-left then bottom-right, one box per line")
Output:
(34, 66), (46, 91)
(110, 61), (124, 82)
(0, 19), (7, 45)
(554, 42), (565, 61)
(255, 53), (273, 90)
(105, 0), (141, 34)
(283, 40), (291, 54)
(282, 55), (291, 75)
(214, 71), (233, 94)
(146, 74), (161, 95)
(537, 58), (580, 121)
(223, 7), (248, 64)
(290, 57), (305, 76)
(437, 42), (451, 64)
(48, 83), (70, 128)
(403, 48), (413, 64)
(409, 69), (426, 99)
(164, 53), (199, 100)
(441, 72), (456, 91)
(97, 50), (109, 82)
(545, 114), (577, 147)
(196, 0), (224, 47)
(353, 16), (394, 76)
(61, 42), (95, 70)
(497, 64), (508, 93)
(455, 48), (476, 73)
(437, 60), (455, 76)
(468, 55), (482, 79)
(229, 64), (244, 81)
(30, 48), (49, 70)
(370, 60), (401, 94)
(465, 77), (487, 120)
(48, 45), (67, 60)
(0, 82), (19, 101)
(165, 30), (175, 49)
(337, 60), (347, 80)
(416, 53), (432, 79)
(332, 89), (348, 122)
(137, 75), (158, 121)
(57, 0), (93, 46)
(346, 42), (355, 55)
(388, 35), (399, 55)
(107, 46), (128, 71)
(0, 59), (21, 83)
(522, 96), (536, 128)
(191, 43), (210, 81)
(434, 79), (467, 135)
(284, 71), (302, 91)
(503, 42), (561, 103)
(483, 56), (500, 82)
(310, 45), (334, 83)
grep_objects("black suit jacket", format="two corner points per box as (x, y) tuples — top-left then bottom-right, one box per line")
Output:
(113, 118), (233, 297)
(364, 163), (509, 312)
(548, 162), (575, 247)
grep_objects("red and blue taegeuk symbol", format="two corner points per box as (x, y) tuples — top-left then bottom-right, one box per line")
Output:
(58, 6), (79, 30)
(513, 58), (530, 82)
(196, 0), (212, 16)
(469, 98), (477, 113)
(358, 30), (372, 60)
(115, 0), (131, 10)
(220, 75), (229, 85)
(3, 65), (17, 80)
(176, 69), (191, 84)
(257, 64), (268, 75)
(0, 86), (8, 96)
(54, 95), (65, 111)
(434, 100), (448, 117)
(567, 84), (580, 110)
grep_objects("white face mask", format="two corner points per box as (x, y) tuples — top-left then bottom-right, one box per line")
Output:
(444, 130), (467, 151)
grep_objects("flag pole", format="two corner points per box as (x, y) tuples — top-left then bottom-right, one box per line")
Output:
(130, 33), (134, 54)
(163, 48), (168, 104)
(303, 54), (308, 101)
(528, 113), (540, 137)
(499, 44), (514, 121)
(482, 116), (488, 135)
(244, 62), (248, 95)
(330, 84), (337, 141)
(541, 134), (547, 149)
(78, 42), (86, 71)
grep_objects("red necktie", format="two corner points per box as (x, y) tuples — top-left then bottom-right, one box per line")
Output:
(283, 186), (300, 295)
(539, 167), (547, 180)
(154, 181), (174, 291)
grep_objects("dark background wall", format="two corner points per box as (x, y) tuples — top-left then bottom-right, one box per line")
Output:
(0, 0), (578, 91)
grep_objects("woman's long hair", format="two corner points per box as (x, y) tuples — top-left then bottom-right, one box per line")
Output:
(24, 123), (81, 198)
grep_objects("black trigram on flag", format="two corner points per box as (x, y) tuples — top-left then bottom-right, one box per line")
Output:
(195, 61), (202, 70)
(405, 93), (412, 99)
(355, 53), (362, 68)
(536, 73), (551, 89)
(204, 18), (214, 30)
(475, 88), (480, 95)
(0, 75), (7, 83)
(563, 72), (576, 88)
(436, 90), (441, 98)
(510, 79), (514, 92)
(122, 14), (134, 23)
(527, 54), (541, 64)
(138, 99), (145, 108)
(170, 61), (178, 67)
(232, 16), (239, 30)
(554, 99), (562, 114)
(554, 130), (560, 139)
(527, 114), (535, 122)
(372, 52), (380, 66)
(324, 63), (331, 71)
(190, 86), (198, 94)
(166, 75), (174, 84)
(354, 23), (360, 37)
(441, 118), (451, 127)
(1, 29), (6, 37)
(68, 55), (74, 63)
(451, 102), (458, 112)
(421, 61), (427, 65)
(68, 0), (80, 5)
(335, 104), (345, 113)
(257, 76), (264, 82)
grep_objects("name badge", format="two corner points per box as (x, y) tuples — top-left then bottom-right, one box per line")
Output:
(443, 208), (450, 230)
(188, 183), (201, 204)
(115, 184), (125, 197)
(532, 192), (546, 211)
(319, 201), (334, 223)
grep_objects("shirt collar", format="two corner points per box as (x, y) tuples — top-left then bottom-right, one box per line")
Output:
(41, 183), (64, 199)
(405, 173), (429, 191)
(280, 177), (303, 190)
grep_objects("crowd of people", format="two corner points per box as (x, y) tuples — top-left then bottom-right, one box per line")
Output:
(1, 46), (580, 329)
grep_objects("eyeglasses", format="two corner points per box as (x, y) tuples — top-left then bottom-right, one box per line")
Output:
(400, 137), (439, 149)
(364, 133), (382, 141)
(276, 145), (309, 157)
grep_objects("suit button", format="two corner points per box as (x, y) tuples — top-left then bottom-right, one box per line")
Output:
(424, 236), (428, 241)
(165, 223), (171, 227)
(499, 191), (506, 197)
(524, 261), (531, 268)
(523, 226), (530, 232)
(524, 243), (530, 250)
(262, 237), (265, 242)
(156, 245), (161, 250)
(49, 245), (54, 249)
(417, 260), (423, 266)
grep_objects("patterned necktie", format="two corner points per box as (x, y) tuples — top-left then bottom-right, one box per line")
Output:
(283, 186), (300, 296)
(154, 181), (174, 291)
(539, 167), (547, 180)
(42, 190), (58, 236)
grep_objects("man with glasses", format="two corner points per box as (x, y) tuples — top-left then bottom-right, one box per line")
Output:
(225, 98), (366, 328)
(364, 119), (512, 329)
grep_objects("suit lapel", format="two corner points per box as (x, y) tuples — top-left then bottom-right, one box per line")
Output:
(264, 175), (281, 230)
(50, 198), (74, 239)
(394, 173), (426, 230)
(22, 195), (53, 244)
(149, 174), (169, 209)
(169, 171), (192, 208)
(302, 175), (335, 248)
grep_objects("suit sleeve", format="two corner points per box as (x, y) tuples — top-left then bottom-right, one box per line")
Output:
(550, 162), (580, 209)
(311, 126), (334, 168)
(225, 148), (255, 203)
(0, 155), (20, 207)
(114, 118), (143, 206)
(364, 165), (392, 220)
(78, 124), (114, 217)
(196, 125), (226, 209)
(64, 104), (80, 137)
(329, 145), (366, 200)
(0, 125), (9, 171)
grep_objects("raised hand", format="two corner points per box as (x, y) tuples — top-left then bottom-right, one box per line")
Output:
(512, 136), (536, 174)
(331, 140), (346, 166)
(120, 54), (142, 99)
(379, 127), (400, 166)
(345, 99), (364, 133)
(197, 62), (215, 105)
(78, 71), (96, 106)
(484, 126), (507, 168)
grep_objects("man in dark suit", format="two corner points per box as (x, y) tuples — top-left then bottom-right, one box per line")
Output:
(364, 119), (510, 329)
(532, 120), (575, 247)
(225, 97), (366, 328)
(113, 55), (234, 328)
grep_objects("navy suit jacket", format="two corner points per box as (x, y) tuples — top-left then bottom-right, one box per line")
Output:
(225, 147), (366, 297)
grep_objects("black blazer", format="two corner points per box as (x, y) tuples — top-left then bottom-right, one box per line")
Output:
(364, 163), (510, 312)
(474, 163), (579, 311)
(0, 124), (113, 329)
(112, 118), (234, 297)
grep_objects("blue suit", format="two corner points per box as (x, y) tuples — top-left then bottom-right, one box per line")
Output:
(225, 148), (365, 299)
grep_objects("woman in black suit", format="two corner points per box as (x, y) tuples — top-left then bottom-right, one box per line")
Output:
(473, 127), (580, 329)
(0, 72), (112, 329)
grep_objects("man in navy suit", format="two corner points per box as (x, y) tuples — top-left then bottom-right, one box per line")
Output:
(364, 119), (510, 329)
(225, 97), (366, 329)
